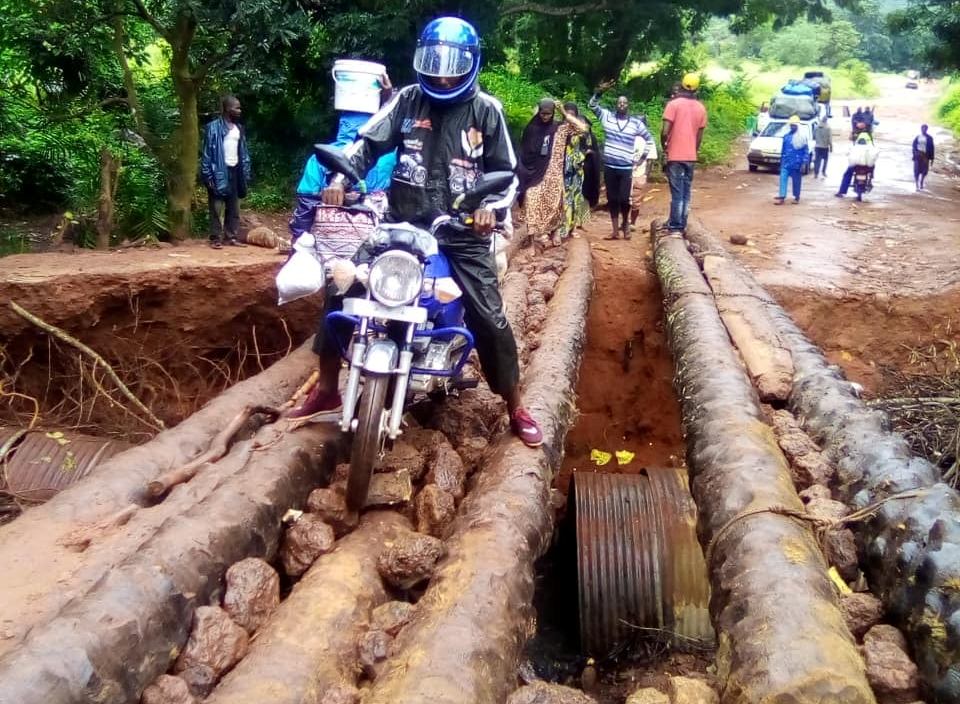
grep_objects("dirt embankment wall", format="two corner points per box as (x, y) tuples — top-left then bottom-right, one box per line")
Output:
(0, 246), (316, 433)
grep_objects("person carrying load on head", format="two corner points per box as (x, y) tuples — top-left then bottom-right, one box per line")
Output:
(288, 16), (544, 448)
(288, 73), (398, 245)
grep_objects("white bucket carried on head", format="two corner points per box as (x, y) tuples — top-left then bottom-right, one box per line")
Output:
(332, 59), (386, 114)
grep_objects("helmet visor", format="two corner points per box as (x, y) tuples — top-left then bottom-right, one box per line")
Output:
(414, 44), (475, 78)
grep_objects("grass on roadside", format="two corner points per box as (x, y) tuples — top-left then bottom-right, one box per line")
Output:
(938, 77), (960, 137)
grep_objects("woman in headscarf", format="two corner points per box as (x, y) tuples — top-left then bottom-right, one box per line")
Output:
(556, 102), (591, 240)
(516, 98), (588, 245)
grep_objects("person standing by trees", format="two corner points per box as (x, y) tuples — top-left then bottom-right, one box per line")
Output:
(201, 96), (251, 249)
(813, 116), (832, 178)
(661, 73), (707, 234)
(912, 124), (934, 191)
(775, 115), (809, 204)
(589, 86), (654, 240)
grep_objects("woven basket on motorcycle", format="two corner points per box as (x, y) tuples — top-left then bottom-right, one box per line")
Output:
(310, 191), (388, 262)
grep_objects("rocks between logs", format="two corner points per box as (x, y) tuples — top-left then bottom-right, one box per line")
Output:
(204, 512), (410, 704)
(0, 424), (338, 704)
(0, 341), (317, 661)
(357, 237), (592, 704)
(684, 221), (960, 701)
(650, 222), (875, 704)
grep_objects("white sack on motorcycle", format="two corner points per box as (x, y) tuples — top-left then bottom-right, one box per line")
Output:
(276, 248), (326, 305)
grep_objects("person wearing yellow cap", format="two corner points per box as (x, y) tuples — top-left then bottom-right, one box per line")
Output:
(774, 114), (810, 205)
(661, 73), (707, 234)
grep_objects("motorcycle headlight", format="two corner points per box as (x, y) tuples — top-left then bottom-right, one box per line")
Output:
(368, 251), (423, 307)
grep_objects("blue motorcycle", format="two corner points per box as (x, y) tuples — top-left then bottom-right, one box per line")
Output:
(311, 145), (513, 510)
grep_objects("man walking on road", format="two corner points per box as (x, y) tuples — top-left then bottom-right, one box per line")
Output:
(589, 85), (655, 240)
(913, 124), (934, 191)
(201, 96), (252, 249)
(775, 115), (809, 205)
(661, 73), (707, 235)
(813, 116), (832, 178)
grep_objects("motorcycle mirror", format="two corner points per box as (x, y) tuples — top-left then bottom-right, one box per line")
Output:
(457, 171), (515, 212)
(312, 144), (362, 185)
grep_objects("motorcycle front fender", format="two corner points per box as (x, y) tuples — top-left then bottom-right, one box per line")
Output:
(363, 339), (399, 374)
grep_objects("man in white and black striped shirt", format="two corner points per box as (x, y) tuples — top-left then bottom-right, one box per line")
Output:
(589, 88), (654, 240)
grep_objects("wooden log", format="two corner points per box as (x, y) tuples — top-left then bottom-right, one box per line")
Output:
(205, 511), (410, 704)
(0, 424), (338, 704)
(0, 341), (317, 660)
(700, 254), (794, 402)
(362, 238), (592, 704)
(650, 222), (875, 704)
(683, 223), (960, 701)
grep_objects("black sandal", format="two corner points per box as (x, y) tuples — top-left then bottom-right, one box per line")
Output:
(210, 239), (223, 249)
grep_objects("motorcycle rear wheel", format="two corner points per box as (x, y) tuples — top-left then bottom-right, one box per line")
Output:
(347, 373), (390, 512)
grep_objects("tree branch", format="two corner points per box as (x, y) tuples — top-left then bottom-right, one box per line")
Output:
(500, 0), (609, 17)
(129, 0), (169, 40)
(193, 34), (243, 83)
(112, 11), (164, 162)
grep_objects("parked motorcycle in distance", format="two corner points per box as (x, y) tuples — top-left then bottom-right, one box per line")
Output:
(312, 144), (513, 511)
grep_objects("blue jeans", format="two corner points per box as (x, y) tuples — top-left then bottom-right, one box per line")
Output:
(666, 161), (695, 231)
(778, 167), (802, 200)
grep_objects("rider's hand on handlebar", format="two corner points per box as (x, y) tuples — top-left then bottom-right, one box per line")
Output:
(322, 182), (345, 206)
(471, 208), (496, 236)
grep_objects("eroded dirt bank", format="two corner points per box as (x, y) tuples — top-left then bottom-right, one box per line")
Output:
(0, 243), (316, 437)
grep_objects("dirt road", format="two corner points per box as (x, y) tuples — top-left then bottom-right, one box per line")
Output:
(561, 74), (959, 485)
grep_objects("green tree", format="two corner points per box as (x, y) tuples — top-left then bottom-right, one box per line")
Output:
(889, 0), (959, 69)
(759, 20), (826, 66)
(820, 19), (861, 67)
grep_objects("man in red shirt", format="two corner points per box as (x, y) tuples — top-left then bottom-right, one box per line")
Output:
(661, 73), (707, 234)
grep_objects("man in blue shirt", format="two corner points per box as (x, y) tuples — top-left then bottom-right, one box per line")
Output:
(589, 84), (654, 240)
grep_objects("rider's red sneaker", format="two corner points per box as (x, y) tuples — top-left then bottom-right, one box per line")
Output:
(511, 407), (543, 448)
(288, 385), (342, 419)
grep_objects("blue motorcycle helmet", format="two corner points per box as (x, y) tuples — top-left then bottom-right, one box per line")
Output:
(414, 17), (481, 104)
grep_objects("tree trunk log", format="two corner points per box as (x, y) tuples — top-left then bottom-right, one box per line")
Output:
(684, 220), (960, 701)
(0, 341), (317, 660)
(206, 511), (411, 704)
(167, 24), (200, 242)
(700, 254), (793, 402)
(650, 223), (875, 704)
(0, 424), (338, 704)
(96, 148), (117, 250)
(362, 238), (592, 704)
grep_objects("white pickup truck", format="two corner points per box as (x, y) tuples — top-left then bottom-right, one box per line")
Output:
(747, 118), (817, 174)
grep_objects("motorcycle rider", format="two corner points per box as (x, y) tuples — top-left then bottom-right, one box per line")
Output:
(835, 122), (875, 198)
(290, 17), (543, 448)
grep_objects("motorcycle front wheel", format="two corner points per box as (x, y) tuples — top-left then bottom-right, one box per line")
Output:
(346, 373), (390, 512)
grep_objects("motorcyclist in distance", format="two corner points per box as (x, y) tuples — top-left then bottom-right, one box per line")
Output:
(290, 16), (543, 448)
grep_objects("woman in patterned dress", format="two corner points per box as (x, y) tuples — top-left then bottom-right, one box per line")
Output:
(515, 99), (587, 245)
(556, 101), (591, 241)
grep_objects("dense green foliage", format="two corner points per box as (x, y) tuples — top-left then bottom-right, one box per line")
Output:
(701, 0), (934, 73)
(0, 0), (928, 248)
(938, 78), (960, 136)
(890, 1), (960, 70)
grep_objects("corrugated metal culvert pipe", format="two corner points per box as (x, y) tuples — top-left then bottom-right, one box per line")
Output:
(568, 468), (714, 658)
